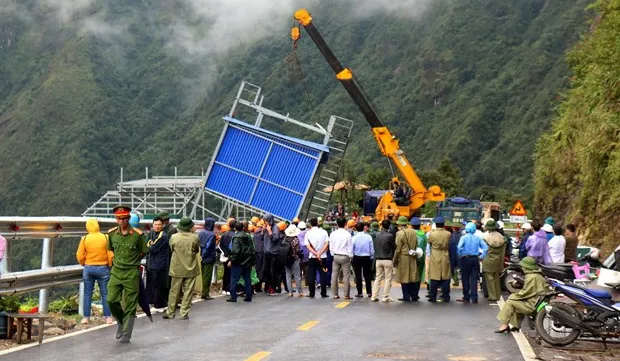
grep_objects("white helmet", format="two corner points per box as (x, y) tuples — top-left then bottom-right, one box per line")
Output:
(497, 220), (505, 229)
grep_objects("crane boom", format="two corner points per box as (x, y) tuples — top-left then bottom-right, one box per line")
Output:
(293, 9), (445, 216)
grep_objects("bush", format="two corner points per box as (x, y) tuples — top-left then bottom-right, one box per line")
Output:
(48, 295), (79, 315)
(0, 296), (21, 313)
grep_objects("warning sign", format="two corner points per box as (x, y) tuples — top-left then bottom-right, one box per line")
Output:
(509, 200), (527, 216)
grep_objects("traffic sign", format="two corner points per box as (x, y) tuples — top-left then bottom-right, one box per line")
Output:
(509, 200), (527, 216)
(510, 215), (527, 224)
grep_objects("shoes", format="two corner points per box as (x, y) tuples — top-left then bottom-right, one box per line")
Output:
(115, 322), (123, 339)
(222, 291), (227, 295)
(289, 293), (294, 297)
(382, 298), (394, 302)
(298, 293), (306, 298)
(333, 295), (340, 299)
(105, 317), (114, 325)
(321, 295), (329, 298)
(344, 296), (353, 300)
(202, 295), (213, 300)
(355, 294), (364, 298)
(472, 300), (479, 304)
(397, 298), (410, 302)
(367, 294), (372, 298)
(243, 299), (252, 302)
(494, 326), (511, 334)
(371, 298), (379, 302)
(427, 299), (436, 303)
(162, 314), (174, 319)
(80, 317), (89, 325)
(179, 315), (189, 320)
(411, 297), (419, 302)
(226, 298), (237, 302)
(456, 298), (469, 303)
(510, 327), (520, 332)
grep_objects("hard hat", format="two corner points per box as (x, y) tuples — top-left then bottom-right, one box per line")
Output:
(346, 219), (356, 228)
(293, 217), (301, 223)
(497, 220), (505, 229)
(129, 213), (140, 228)
(248, 224), (257, 232)
(521, 223), (532, 230)
(277, 221), (287, 231)
(257, 220), (265, 228)
(221, 224), (230, 232)
(251, 216), (260, 224)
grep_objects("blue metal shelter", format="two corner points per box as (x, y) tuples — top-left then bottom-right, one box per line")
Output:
(204, 117), (329, 220)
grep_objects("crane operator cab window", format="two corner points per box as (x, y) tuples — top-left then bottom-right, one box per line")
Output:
(391, 180), (411, 206)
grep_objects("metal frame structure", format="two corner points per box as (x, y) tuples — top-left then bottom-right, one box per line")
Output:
(82, 81), (353, 222)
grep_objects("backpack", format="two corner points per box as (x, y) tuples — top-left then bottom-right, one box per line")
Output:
(277, 237), (294, 266)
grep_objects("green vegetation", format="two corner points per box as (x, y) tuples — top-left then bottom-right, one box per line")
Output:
(48, 295), (79, 315)
(0, 296), (21, 313)
(534, 0), (620, 254)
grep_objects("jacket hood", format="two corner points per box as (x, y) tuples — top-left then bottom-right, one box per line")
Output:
(86, 219), (100, 233)
(465, 222), (476, 234)
(204, 217), (215, 232)
(262, 213), (274, 225)
(534, 229), (547, 238)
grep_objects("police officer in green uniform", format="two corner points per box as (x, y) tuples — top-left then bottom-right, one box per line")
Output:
(107, 205), (148, 343)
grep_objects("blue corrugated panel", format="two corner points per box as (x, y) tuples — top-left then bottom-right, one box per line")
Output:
(261, 144), (316, 194)
(252, 181), (303, 220)
(205, 119), (326, 220)
(205, 164), (255, 203)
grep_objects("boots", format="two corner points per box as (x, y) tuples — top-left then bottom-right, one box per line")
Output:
(120, 317), (135, 344)
(115, 319), (123, 340)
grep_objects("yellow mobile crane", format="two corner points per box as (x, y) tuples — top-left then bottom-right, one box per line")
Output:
(293, 8), (445, 221)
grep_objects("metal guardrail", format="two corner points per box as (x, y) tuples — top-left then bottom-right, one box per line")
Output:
(0, 265), (83, 296)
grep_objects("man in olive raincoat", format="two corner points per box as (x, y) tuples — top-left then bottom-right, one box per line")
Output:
(163, 217), (200, 320)
(482, 219), (506, 302)
(393, 216), (420, 302)
(496, 257), (547, 332)
(427, 216), (452, 302)
(107, 205), (149, 343)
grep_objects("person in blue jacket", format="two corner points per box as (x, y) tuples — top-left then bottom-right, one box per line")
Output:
(199, 217), (217, 300)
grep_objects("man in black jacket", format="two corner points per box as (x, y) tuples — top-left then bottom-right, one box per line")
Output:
(371, 220), (397, 302)
(226, 222), (256, 302)
(146, 217), (170, 309)
(199, 217), (216, 300)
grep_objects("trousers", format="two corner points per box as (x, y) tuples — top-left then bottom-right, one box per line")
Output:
(372, 260), (394, 300)
(353, 256), (373, 296)
(460, 256), (480, 302)
(331, 255), (352, 297)
(166, 276), (196, 317)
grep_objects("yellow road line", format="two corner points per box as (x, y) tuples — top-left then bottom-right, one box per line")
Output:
(244, 351), (272, 361)
(297, 320), (320, 331)
(335, 301), (350, 309)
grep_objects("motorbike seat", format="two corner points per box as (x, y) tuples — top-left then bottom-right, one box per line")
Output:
(584, 288), (612, 299)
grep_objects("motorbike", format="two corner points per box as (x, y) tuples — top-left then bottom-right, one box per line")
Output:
(534, 279), (620, 346)
(503, 249), (603, 294)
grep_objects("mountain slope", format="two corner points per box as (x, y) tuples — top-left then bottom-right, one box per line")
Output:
(535, 0), (620, 254)
(0, 0), (591, 216)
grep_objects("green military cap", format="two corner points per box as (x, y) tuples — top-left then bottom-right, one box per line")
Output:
(177, 217), (194, 232)
(396, 216), (409, 225)
(113, 205), (132, 218)
(158, 211), (170, 220)
(322, 222), (332, 230)
(370, 221), (379, 229)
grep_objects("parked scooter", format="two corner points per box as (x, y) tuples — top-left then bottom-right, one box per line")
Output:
(534, 279), (620, 346)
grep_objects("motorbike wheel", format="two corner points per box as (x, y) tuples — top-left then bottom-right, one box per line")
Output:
(535, 302), (581, 346)
(503, 271), (523, 294)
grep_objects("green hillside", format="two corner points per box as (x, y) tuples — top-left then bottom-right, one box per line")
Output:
(0, 0), (591, 220)
(535, 0), (620, 255)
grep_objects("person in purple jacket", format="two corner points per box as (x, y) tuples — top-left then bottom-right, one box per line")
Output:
(297, 221), (310, 288)
(525, 222), (552, 265)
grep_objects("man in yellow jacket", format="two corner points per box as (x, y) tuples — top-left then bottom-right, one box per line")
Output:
(76, 219), (114, 325)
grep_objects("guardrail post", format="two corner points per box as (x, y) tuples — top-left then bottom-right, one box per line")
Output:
(38, 238), (52, 313)
(78, 282), (85, 316)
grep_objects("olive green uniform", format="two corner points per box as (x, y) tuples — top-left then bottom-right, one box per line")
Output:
(165, 231), (200, 318)
(107, 226), (148, 340)
(482, 231), (506, 301)
(497, 269), (547, 327)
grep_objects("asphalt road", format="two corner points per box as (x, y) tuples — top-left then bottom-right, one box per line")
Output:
(4, 286), (524, 361)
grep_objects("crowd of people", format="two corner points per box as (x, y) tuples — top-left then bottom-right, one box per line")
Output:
(74, 205), (617, 343)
